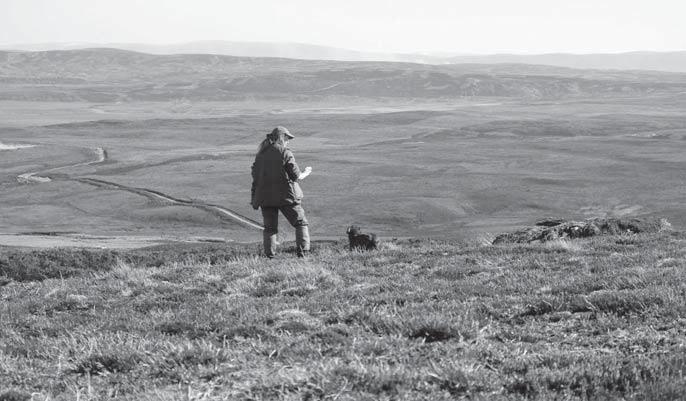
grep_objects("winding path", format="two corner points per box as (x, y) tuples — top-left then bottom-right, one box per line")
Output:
(16, 146), (264, 231)
(75, 177), (264, 230)
(17, 147), (106, 184)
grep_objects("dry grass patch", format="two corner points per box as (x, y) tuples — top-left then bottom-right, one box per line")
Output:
(2, 234), (686, 399)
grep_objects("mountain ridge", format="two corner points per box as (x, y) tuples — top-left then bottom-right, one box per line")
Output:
(2, 48), (686, 102)
(2, 40), (686, 72)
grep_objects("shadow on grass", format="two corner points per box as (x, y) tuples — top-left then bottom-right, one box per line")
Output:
(71, 353), (140, 376)
(0, 243), (257, 282)
(521, 291), (665, 317)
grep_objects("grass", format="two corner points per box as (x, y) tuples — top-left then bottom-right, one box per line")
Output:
(1, 232), (686, 400)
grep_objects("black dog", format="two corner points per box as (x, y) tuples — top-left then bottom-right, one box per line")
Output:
(346, 225), (379, 250)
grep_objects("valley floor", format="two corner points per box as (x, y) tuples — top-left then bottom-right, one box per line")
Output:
(1, 232), (686, 400)
(3, 96), (686, 242)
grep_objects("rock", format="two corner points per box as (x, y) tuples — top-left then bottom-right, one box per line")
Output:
(535, 218), (567, 227)
(493, 217), (671, 244)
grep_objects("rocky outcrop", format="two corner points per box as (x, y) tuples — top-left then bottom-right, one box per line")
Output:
(493, 217), (672, 244)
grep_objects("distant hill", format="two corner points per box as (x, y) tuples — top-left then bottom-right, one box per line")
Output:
(2, 48), (686, 102)
(0, 41), (424, 63)
(3, 41), (686, 72)
(443, 52), (686, 74)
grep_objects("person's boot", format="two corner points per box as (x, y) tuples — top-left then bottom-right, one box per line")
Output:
(263, 231), (277, 258)
(295, 225), (310, 257)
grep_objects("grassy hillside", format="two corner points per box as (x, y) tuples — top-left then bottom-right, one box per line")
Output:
(2, 231), (686, 400)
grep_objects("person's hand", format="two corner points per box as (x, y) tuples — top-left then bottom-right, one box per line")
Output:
(299, 166), (312, 180)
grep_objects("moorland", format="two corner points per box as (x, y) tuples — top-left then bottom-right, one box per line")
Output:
(1, 233), (686, 399)
(1, 48), (686, 400)
(1, 49), (686, 246)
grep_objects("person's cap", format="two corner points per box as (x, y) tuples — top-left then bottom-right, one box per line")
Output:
(272, 126), (295, 139)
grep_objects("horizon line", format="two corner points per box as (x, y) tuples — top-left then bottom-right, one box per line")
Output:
(1, 40), (685, 57)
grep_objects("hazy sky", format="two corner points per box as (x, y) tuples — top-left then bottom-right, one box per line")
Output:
(2, 0), (685, 54)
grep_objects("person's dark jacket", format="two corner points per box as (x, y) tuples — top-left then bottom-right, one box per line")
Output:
(251, 143), (303, 208)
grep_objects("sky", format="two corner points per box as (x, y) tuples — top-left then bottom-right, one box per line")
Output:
(2, 0), (685, 54)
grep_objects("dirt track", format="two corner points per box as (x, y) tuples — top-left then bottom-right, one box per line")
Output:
(74, 177), (264, 230)
(14, 146), (264, 246)
(16, 147), (106, 184)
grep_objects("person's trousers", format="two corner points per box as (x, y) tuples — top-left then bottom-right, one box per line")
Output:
(261, 204), (310, 257)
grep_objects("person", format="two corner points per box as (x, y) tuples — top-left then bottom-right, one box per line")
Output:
(251, 126), (312, 258)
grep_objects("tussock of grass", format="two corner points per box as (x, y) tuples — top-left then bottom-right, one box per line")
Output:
(1, 234), (686, 399)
